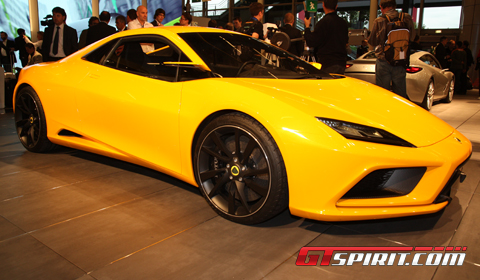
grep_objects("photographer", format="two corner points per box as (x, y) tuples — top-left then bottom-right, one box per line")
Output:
(41, 7), (78, 62)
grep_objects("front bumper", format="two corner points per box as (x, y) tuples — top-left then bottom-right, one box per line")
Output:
(286, 130), (472, 222)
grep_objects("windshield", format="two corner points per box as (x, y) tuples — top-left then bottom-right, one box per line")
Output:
(179, 32), (333, 79)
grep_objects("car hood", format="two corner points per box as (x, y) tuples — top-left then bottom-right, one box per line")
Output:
(234, 77), (454, 147)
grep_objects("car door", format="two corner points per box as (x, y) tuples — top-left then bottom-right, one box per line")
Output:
(421, 54), (449, 96)
(76, 35), (187, 173)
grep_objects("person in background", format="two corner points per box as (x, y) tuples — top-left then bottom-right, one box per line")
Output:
(463, 41), (474, 73)
(356, 39), (369, 57)
(127, 9), (137, 24)
(450, 41), (467, 95)
(225, 23), (234, 31)
(446, 39), (455, 68)
(233, 17), (244, 33)
(304, 0), (349, 74)
(279, 12), (302, 57)
(78, 16), (99, 49)
(410, 35), (422, 51)
(434, 36), (448, 68)
(24, 31), (44, 52)
(1, 31), (16, 72)
(15, 29), (29, 67)
(151, 8), (165, 26)
(25, 43), (42, 66)
(41, 7), (78, 62)
(116, 15), (127, 32)
(128, 6), (153, 29)
(179, 12), (192, 26)
(86, 11), (116, 45)
(367, 0), (414, 99)
(208, 19), (217, 28)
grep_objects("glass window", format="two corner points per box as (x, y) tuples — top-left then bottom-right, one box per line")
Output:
(420, 54), (440, 68)
(102, 35), (191, 82)
(83, 39), (118, 64)
(415, 6), (461, 29)
(180, 32), (333, 79)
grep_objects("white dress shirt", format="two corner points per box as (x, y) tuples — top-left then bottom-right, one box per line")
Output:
(128, 19), (154, 30)
(50, 23), (66, 58)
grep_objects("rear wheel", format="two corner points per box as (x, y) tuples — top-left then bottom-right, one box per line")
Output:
(194, 113), (288, 224)
(442, 78), (454, 103)
(14, 87), (56, 152)
(421, 80), (434, 110)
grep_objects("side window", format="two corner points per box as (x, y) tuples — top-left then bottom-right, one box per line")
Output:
(420, 55), (431, 65)
(427, 55), (439, 68)
(83, 39), (118, 64)
(104, 36), (190, 82)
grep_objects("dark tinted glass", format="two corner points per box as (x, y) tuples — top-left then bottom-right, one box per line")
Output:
(103, 37), (189, 82)
(83, 39), (118, 64)
(179, 32), (331, 79)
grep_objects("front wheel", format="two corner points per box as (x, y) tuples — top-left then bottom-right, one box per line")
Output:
(14, 86), (56, 152)
(193, 113), (288, 224)
(421, 80), (434, 110)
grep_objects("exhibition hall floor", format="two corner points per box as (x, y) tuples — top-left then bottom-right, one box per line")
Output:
(1, 90), (479, 280)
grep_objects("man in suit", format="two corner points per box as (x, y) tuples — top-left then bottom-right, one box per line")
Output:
(279, 13), (303, 57)
(78, 16), (99, 49)
(116, 15), (127, 32)
(42, 7), (78, 62)
(151, 8), (165, 27)
(86, 11), (116, 45)
(434, 37), (448, 69)
(15, 29), (29, 67)
(25, 43), (42, 66)
(1, 31), (16, 72)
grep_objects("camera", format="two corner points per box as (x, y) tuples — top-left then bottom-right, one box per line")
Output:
(266, 27), (279, 40)
(41, 15), (54, 27)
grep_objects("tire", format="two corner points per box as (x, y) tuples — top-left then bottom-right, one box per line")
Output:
(442, 78), (454, 103)
(14, 86), (56, 152)
(193, 113), (288, 224)
(421, 80), (434, 110)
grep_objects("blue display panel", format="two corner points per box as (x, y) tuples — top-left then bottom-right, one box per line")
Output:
(0, 0), (181, 68)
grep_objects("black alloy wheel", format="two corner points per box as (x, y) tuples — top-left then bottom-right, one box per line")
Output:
(14, 87), (55, 152)
(194, 113), (288, 224)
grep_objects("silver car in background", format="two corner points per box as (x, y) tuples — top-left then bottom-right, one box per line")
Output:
(344, 51), (455, 110)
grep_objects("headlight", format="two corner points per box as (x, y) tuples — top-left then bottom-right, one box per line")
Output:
(316, 117), (415, 147)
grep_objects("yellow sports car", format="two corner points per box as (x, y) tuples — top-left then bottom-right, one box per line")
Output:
(14, 27), (471, 224)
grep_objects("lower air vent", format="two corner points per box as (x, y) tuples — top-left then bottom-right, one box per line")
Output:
(342, 167), (426, 199)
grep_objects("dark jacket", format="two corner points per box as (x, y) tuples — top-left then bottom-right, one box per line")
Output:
(86, 22), (116, 45)
(151, 20), (163, 27)
(434, 43), (448, 69)
(304, 12), (349, 67)
(1, 39), (16, 66)
(279, 24), (303, 57)
(42, 23), (78, 60)
(15, 36), (28, 66)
